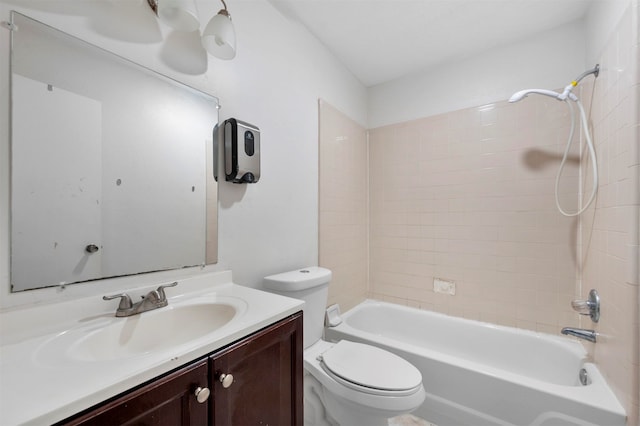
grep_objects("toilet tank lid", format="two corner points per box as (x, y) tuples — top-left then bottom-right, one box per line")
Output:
(264, 267), (332, 291)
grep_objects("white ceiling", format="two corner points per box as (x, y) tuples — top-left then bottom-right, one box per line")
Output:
(268, 0), (594, 87)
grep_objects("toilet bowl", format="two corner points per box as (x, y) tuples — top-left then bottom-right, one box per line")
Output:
(264, 267), (425, 426)
(305, 339), (426, 425)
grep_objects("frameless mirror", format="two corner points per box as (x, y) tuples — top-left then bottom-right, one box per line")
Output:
(10, 12), (218, 292)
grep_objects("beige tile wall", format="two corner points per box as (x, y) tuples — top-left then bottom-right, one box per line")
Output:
(319, 100), (369, 311)
(369, 93), (583, 333)
(581, 2), (639, 424)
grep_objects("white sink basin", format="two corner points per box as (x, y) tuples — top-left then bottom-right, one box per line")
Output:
(73, 303), (237, 361)
(35, 297), (246, 363)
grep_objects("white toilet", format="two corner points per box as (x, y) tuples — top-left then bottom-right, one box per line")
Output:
(264, 267), (426, 426)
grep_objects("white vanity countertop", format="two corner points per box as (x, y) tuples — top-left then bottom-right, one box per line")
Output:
(0, 271), (304, 425)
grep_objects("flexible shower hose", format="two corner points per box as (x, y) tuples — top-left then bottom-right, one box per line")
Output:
(554, 99), (598, 217)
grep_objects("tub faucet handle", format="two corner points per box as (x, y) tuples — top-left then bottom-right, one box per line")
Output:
(570, 289), (600, 323)
(571, 300), (591, 312)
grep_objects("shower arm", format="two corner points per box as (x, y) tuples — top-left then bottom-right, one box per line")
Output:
(574, 64), (600, 84)
(559, 64), (600, 101)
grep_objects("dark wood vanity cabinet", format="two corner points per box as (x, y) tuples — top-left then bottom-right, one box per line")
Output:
(61, 360), (209, 426)
(210, 311), (303, 426)
(60, 312), (303, 426)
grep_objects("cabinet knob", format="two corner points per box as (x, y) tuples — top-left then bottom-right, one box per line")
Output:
(218, 373), (234, 388)
(194, 386), (210, 403)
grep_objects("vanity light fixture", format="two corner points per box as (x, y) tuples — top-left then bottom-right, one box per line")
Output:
(202, 0), (236, 60)
(148, 0), (237, 60)
(152, 0), (199, 32)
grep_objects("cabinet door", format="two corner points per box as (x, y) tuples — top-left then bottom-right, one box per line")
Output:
(61, 359), (209, 426)
(210, 312), (303, 426)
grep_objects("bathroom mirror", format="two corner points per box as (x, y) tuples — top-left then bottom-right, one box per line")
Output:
(9, 12), (218, 292)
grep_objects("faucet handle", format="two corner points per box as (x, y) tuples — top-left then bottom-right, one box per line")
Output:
(571, 299), (591, 313)
(570, 289), (600, 323)
(156, 281), (178, 301)
(103, 293), (133, 310)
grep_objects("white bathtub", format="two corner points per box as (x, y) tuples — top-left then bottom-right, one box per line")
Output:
(324, 300), (626, 426)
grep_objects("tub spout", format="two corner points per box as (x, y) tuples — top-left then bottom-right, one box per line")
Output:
(561, 327), (597, 343)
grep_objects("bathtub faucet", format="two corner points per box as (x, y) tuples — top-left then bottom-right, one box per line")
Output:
(561, 327), (597, 343)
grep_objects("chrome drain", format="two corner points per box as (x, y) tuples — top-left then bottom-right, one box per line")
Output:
(579, 368), (590, 386)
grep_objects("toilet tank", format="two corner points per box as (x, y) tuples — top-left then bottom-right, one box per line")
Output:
(264, 267), (332, 349)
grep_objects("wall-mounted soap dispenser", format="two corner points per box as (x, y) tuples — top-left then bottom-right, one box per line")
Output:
(222, 118), (260, 183)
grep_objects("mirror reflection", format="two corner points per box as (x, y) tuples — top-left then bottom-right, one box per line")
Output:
(10, 12), (218, 292)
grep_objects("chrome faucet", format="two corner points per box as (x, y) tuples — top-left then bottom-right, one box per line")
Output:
(103, 282), (178, 317)
(561, 327), (597, 343)
(561, 289), (600, 343)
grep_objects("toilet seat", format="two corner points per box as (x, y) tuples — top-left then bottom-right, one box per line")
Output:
(304, 339), (426, 419)
(318, 340), (422, 397)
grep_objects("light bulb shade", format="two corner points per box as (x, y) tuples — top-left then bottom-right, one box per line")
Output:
(202, 12), (236, 60)
(157, 0), (199, 32)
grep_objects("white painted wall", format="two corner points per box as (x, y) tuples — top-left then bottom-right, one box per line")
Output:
(208, 1), (367, 288)
(0, 0), (367, 308)
(368, 20), (587, 128)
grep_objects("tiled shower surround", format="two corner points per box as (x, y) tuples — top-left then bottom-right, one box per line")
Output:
(581, 2), (639, 423)
(368, 94), (582, 334)
(319, 100), (369, 312)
